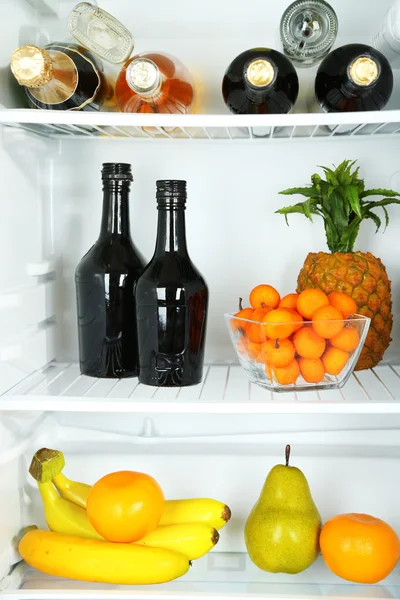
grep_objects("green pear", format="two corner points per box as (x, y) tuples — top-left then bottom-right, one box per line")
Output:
(245, 445), (321, 574)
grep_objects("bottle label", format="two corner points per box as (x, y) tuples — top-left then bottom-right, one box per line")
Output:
(154, 353), (184, 386)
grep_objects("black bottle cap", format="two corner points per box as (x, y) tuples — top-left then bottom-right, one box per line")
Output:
(156, 180), (187, 208)
(102, 163), (133, 181)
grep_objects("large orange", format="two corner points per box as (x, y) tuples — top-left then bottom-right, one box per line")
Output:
(87, 471), (164, 543)
(320, 513), (400, 584)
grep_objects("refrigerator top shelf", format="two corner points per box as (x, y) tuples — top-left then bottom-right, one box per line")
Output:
(1, 109), (400, 140)
(2, 361), (400, 414)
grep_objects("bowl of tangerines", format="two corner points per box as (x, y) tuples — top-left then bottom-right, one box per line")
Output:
(225, 284), (370, 392)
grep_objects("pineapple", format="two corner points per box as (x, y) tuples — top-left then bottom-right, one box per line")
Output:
(277, 160), (400, 371)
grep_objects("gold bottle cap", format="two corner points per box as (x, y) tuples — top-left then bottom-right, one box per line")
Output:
(246, 58), (275, 88)
(349, 56), (379, 87)
(11, 45), (53, 88)
(126, 57), (161, 94)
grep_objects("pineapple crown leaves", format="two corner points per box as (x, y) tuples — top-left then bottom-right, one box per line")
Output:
(276, 159), (400, 253)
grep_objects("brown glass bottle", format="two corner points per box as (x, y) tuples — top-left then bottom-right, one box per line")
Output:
(10, 42), (108, 111)
(314, 44), (393, 112)
(75, 163), (146, 378)
(135, 181), (208, 387)
(222, 48), (299, 114)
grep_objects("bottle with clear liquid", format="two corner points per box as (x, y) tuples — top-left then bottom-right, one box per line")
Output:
(75, 163), (146, 378)
(10, 43), (109, 111)
(68, 2), (134, 64)
(280, 0), (338, 67)
(373, 0), (400, 67)
(115, 51), (195, 114)
(135, 181), (208, 387)
(222, 48), (299, 115)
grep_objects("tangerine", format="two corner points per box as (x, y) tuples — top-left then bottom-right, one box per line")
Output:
(285, 308), (303, 332)
(250, 284), (280, 310)
(279, 293), (299, 310)
(236, 337), (249, 356)
(261, 338), (295, 368)
(263, 308), (295, 340)
(231, 298), (254, 333)
(274, 359), (300, 385)
(293, 327), (326, 359)
(246, 308), (269, 343)
(87, 471), (164, 543)
(330, 326), (360, 352)
(312, 305), (344, 339)
(322, 347), (349, 376)
(320, 513), (400, 584)
(328, 292), (357, 319)
(299, 357), (325, 384)
(297, 289), (329, 320)
(247, 340), (263, 362)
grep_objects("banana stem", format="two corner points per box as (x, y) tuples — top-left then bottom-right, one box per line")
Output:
(285, 444), (291, 466)
(29, 448), (65, 483)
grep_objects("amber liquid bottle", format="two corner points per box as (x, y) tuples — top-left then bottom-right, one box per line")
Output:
(115, 52), (194, 114)
(135, 181), (208, 387)
(75, 163), (146, 378)
(10, 43), (108, 110)
(222, 48), (299, 114)
(314, 44), (393, 112)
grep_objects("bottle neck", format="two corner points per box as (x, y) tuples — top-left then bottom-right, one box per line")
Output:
(154, 207), (188, 256)
(99, 183), (131, 239)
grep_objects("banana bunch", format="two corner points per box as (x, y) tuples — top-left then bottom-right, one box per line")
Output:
(20, 448), (231, 585)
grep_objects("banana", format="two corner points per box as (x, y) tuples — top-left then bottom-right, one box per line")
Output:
(53, 473), (90, 509)
(160, 498), (231, 531)
(19, 529), (190, 585)
(136, 523), (219, 560)
(37, 481), (102, 540)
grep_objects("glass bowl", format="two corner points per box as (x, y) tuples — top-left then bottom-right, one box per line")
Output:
(224, 312), (370, 393)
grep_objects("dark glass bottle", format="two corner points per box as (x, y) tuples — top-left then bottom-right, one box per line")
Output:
(10, 42), (110, 111)
(75, 163), (146, 378)
(314, 43), (393, 112)
(222, 48), (299, 114)
(135, 181), (208, 387)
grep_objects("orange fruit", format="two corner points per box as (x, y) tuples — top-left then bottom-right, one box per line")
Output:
(231, 299), (254, 333)
(320, 513), (400, 584)
(263, 308), (295, 340)
(87, 471), (164, 543)
(322, 347), (349, 376)
(293, 327), (326, 359)
(247, 340), (263, 362)
(279, 293), (299, 310)
(265, 362), (273, 382)
(285, 308), (303, 332)
(297, 289), (329, 320)
(330, 326), (360, 352)
(328, 292), (357, 319)
(299, 357), (325, 384)
(237, 337), (249, 356)
(274, 359), (300, 385)
(250, 285), (280, 310)
(312, 305), (344, 339)
(261, 338), (295, 368)
(246, 308), (269, 343)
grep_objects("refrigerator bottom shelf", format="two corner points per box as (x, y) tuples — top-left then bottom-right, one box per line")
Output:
(3, 556), (400, 600)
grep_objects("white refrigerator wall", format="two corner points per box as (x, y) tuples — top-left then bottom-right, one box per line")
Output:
(54, 136), (400, 364)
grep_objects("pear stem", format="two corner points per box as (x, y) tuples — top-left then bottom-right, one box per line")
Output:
(285, 444), (291, 466)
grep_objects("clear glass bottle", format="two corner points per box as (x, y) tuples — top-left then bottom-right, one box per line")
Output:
(68, 2), (134, 64)
(222, 48), (299, 114)
(10, 43), (109, 111)
(280, 0), (338, 66)
(115, 51), (195, 114)
(75, 163), (146, 378)
(135, 181), (208, 387)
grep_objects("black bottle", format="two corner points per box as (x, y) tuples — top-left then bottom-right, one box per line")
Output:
(222, 48), (299, 114)
(75, 163), (146, 378)
(135, 181), (208, 387)
(314, 43), (393, 112)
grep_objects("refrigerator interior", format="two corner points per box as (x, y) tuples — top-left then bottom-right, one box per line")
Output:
(1, 0), (400, 598)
